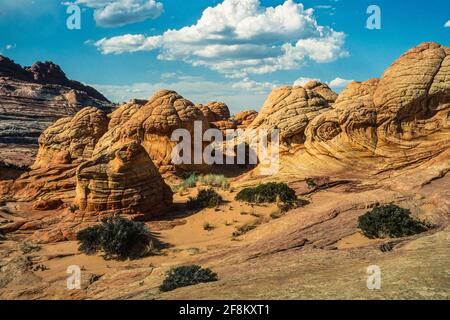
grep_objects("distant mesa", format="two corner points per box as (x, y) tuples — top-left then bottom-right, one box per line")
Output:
(0, 55), (114, 167)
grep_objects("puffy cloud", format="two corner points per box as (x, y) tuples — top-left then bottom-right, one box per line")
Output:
(94, 34), (162, 54)
(76, 0), (163, 27)
(293, 77), (320, 86)
(328, 77), (353, 88)
(445, 20), (450, 27)
(93, 0), (347, 77)
(292, 76), (353, 90)
(92, 78), (272, 113)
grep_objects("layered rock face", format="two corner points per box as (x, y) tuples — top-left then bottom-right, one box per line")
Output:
(303, 42), (450, 175)
(248, 81), (337, 145)
(108, 99), (147, 130)
(0, 56), (114, 167)
(8, 107), (110, 202)
(76, 141), (172, 219)
(230, 110), (258, 129)
(95, 89), (209, 174)
(33, 107), (109, 169)
(198, 101), (231, 122)
(198, 102), (259, 135)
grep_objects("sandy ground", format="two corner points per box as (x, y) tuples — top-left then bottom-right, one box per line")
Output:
(0, 175), (449, 300)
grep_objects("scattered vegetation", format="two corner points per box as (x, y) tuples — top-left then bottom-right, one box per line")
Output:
(68, 204), (79, 213)
(203, 222), (215, 231)
(379, 241), (400, 253)
(187, 188), (223, 210)
(358, 204), (431, 239)
(173, 173), (198, 192)
(159, 265), (218, 292)
(235, 182), (297, 204)
(19, 242), (41, 254)
(305, 178), (317, 189)
(77, 216), (161, 260)
(232, 218), (263, 238)
(173, 173), (231, 192)
(198, 174), (231, 190)
(88, 274), (102, 285)
(270, 209), (284, 220)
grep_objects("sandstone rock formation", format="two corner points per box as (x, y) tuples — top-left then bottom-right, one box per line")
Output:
(108, 99), (147, 130)
(7, 107), (110, 203)
(33, 107), (109, 169)
(0, 56), (114, 167)
(76, 141), (172, 219)
(248, 81), (337, 145)
(199, 102), (258, 134)
(95, 89), (209, 174)
(302, 42), (450, 178)
(198, 101), (231, 123)
(230, 110), (258, 129)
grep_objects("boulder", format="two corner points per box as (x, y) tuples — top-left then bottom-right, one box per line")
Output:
(94, 89), (209, 174)
(248, 81), (337, 145)
(76, 141), (173, 219)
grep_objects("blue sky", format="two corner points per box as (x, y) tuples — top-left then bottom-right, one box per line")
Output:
(0, 0), (449, 113)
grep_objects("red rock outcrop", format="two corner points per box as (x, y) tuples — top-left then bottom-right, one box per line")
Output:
(108, 99), (147, 130)
(230, 110), (258, 129)
(7, 107), (110, 203)
(75, 141), (172, 219)
(303, 42), (450, 176)
(248, 81), (337, 145)
(95, 89), (209, 174)
(0, 56), (114, 167)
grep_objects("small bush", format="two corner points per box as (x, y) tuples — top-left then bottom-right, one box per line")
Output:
(198, 174), (230, 190)
(187, 188), (223, 210)
(160, 265), (218, 292)
(305, 178), (317, 189)
(235, 182), (297, 204)
(19, 242), (41, 254)
(173, 173), (198, 191)
(203, 222), (215, 231)
(68, 204), (79, 213)
(232, 219), (262, 237)
(358, 204), (430, 239)
(77, 216), (160, 260)
(270, 209), (284, 219)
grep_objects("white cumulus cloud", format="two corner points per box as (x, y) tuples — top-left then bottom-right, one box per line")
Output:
(445, 20), (450, 27)
(76, 0), (163, 27)
(292, 76), (353, 90)
(93, 0), (348, 77)
(328, 77), (353, 88)
(293, 77), (320, 86)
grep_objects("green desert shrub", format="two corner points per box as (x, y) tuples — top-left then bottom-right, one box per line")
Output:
(235, 182), (296, 204)
(160, 265), (218, 292)
(358, 204), (430, 239)
(198, 174), (231, 190)
(77, 216), (160, 260)
(187, 188), (223, 210)
(173, 173), (198, 191)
